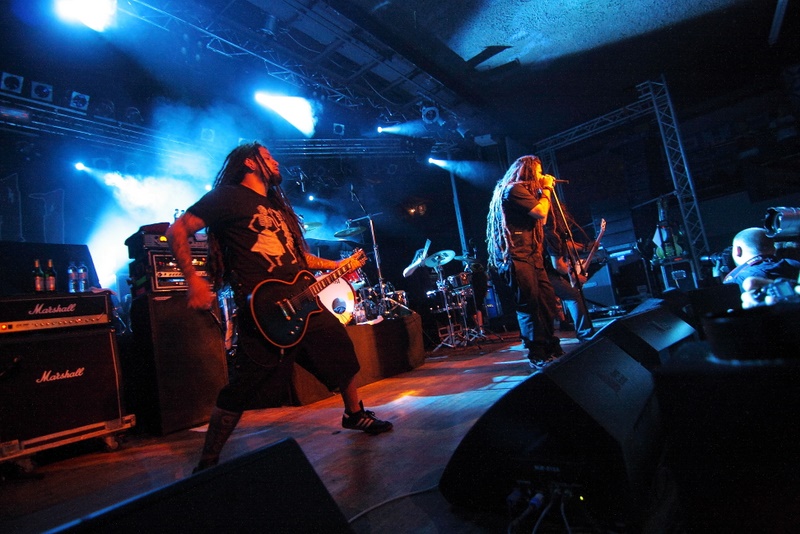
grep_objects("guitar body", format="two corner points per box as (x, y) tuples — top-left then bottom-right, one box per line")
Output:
(249, 270), (323, 349)
(248, 249), (367, 349)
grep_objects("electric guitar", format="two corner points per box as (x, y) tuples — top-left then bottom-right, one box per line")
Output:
(249, 249), (367, 348)
(557, 218), (607, 286)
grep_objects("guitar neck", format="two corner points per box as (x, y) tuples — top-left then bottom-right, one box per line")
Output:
(309, 264), (351, 297)
(582, 223), (606, 268)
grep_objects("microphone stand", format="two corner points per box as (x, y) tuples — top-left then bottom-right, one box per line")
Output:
(548, 185), (591, 312)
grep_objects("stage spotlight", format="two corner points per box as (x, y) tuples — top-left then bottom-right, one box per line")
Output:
(123, 107), (144, 125)
(260, 14), (279, 37)
(254, 92), (316, 136)
(421, 106), (440, 125)
(31, 82), (53, 102)
(1, 73), (23, 94)
(201, 128), (215, 143)
(428, 157), (446, 167)
(75, 162), (87, 171)
(93, 99), (115, 119)
(55, 0), (118, 32)
(333, 123), (345, 136)
(70, 91), (91, 111)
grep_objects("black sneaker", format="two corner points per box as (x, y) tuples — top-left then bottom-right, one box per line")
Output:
(342, 402), (393, 434)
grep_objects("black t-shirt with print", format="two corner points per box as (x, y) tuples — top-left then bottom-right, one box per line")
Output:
(187, 184), (306, 297)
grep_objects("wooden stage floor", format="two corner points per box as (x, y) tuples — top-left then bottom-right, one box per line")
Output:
(1, 330), (590, 533)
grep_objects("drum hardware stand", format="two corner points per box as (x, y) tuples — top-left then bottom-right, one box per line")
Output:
(424, 252), (466, 351)
(349, 186), (399, 316)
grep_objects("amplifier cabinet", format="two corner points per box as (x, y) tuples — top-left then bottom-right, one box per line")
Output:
(126, 293), (228, 435)
(0, 327), (134, 461)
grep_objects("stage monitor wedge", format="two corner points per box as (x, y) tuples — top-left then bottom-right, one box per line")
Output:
(597, 301), (696, 370)
(439, 337), (663, 528)
(50, 438), (354, 533)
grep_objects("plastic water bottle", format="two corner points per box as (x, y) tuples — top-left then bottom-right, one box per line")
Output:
(67, 261), (78, 293)
(77, 261), (88, 292)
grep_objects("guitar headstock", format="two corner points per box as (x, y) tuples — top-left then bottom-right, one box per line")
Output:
(599, 218), (607, 232)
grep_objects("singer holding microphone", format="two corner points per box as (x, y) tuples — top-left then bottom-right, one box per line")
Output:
(486, 155), (563, 370)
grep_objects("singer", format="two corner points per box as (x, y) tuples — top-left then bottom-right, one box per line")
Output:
(486, 155), (562, 370)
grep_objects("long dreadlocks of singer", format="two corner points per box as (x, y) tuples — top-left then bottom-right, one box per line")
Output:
(486, 155), (552, 271)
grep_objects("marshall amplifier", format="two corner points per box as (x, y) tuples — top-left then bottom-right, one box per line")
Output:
(0, 291), (113, 335)
(0, 326), (135, 462)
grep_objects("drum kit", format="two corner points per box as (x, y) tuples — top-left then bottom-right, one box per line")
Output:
(423, 249), (485, 350)
(316, 210), (411, 325)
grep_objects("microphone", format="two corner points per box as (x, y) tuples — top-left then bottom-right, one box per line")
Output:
(350, 183), (356, 201)
(544, 174), (569, 184)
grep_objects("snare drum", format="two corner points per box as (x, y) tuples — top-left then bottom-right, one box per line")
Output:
(317, 277), (356, 325)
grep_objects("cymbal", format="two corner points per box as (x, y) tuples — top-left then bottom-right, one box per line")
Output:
(424, 250), (455, 268)
(334, 226), (366, 238)
(302, 222), (322, 231)
(453, 255), (476, 262)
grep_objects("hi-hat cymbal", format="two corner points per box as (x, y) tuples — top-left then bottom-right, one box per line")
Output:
(453, 255), (476, 262)
(424, 250), (455, 268)
(334, 226), (366, 238)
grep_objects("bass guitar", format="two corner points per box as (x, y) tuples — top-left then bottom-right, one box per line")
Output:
(249, 249), (367, 348)
(557, 218), (607, 286)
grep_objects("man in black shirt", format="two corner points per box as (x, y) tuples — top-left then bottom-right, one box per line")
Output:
(168, 142), (392, 473)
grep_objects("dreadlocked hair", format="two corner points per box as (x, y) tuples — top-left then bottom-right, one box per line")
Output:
(486, 155), (544, 271)
(205, 141), (309, 290)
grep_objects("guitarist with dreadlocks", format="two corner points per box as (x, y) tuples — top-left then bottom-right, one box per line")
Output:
(167, 142), (392, 473)
(486, 155), (562, 371)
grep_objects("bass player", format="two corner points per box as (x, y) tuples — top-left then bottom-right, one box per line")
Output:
(544, 218), (605, 342)
(167, 142), (392, 473)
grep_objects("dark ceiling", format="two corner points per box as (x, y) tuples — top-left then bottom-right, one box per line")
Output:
(6, 0), (798, 147)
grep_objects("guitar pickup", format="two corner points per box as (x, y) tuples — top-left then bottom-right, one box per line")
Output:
(277, 299), (296, 319)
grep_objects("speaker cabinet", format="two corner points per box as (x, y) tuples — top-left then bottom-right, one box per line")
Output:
(127, 293), (227, 435)
(0, 327), (133, 460)
(439, 337), (662, 527)
(52, 438), (354, 533)
(599, 301), (696, 370)
(582, 264), (617, 308)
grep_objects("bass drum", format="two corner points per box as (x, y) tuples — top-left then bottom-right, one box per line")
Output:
(316, 277), (356, 325)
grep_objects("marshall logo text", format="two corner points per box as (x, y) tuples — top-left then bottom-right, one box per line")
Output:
(28, 303), (78, 315)
(36, 368), (86, 383)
